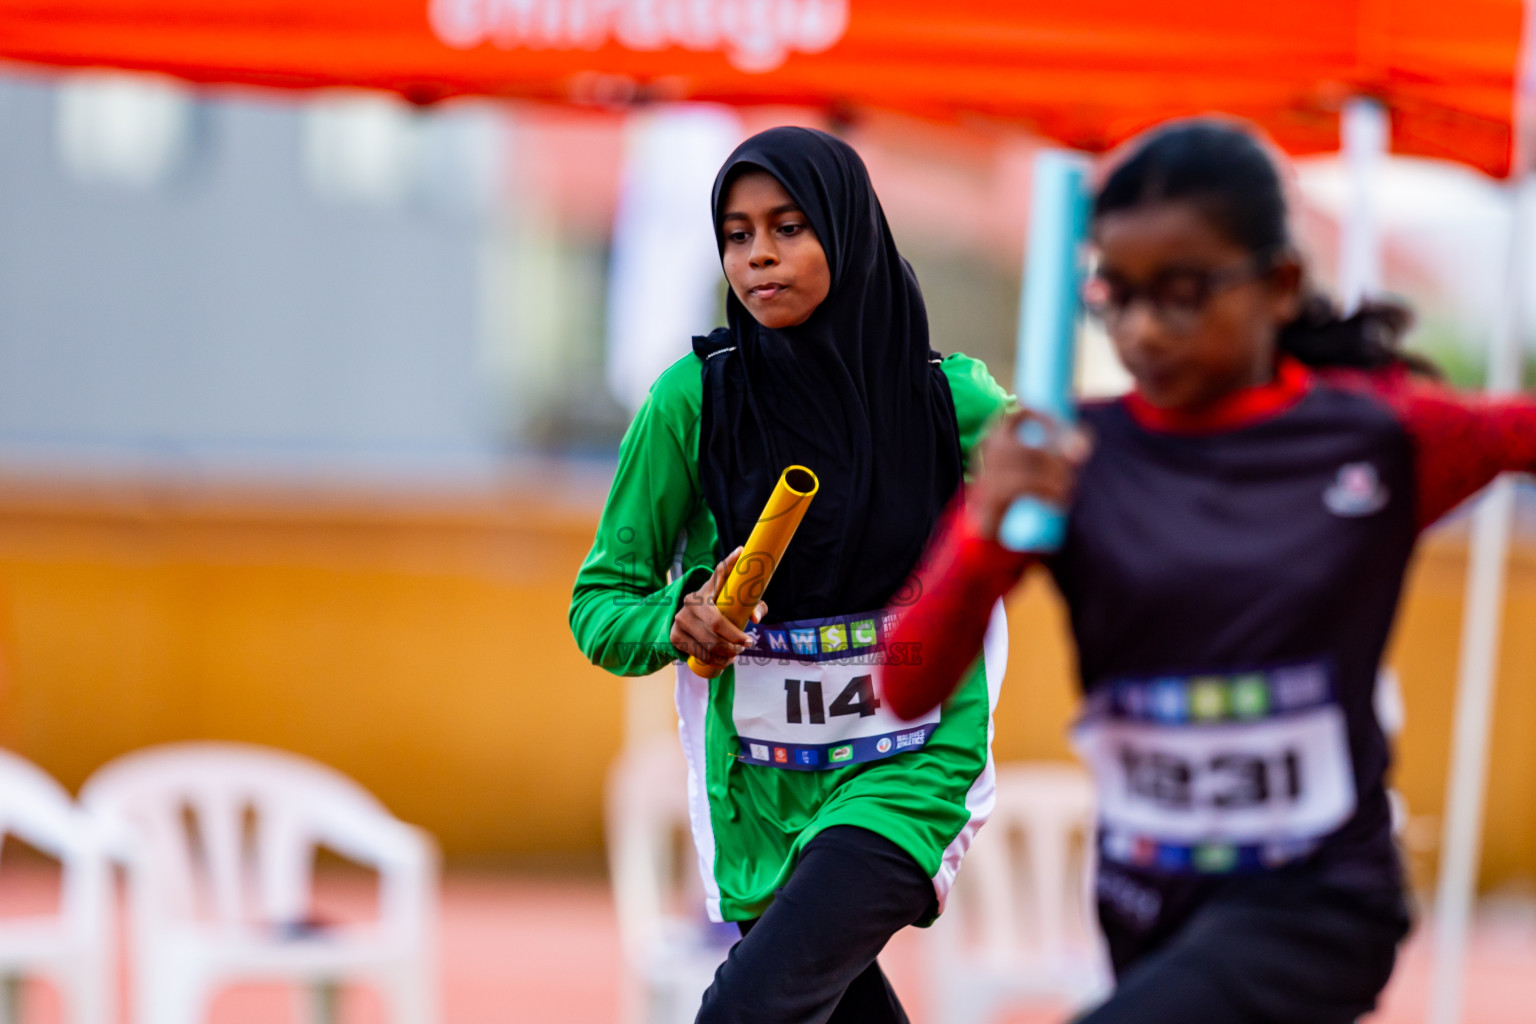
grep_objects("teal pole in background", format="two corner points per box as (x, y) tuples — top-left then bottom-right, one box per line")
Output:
(997, 149), (1093, 553)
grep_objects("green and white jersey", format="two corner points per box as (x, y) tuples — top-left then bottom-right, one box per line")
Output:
(570, 351), (1011, 922)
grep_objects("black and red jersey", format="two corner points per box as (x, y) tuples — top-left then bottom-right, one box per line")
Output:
(885, 357), (1536, 956)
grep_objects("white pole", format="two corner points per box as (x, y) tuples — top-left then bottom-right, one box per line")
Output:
(1425, 3), (1536, 1017)
(1426, 182), (1530, 1024)
(604, 104), (742, 414)
(1339, 97), (1388, 313)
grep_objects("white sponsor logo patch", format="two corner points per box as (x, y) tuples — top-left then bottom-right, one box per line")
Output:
(1323, 461), (1388, 517)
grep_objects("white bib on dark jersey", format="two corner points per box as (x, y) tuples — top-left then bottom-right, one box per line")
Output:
(1072, 661), (1356, 873)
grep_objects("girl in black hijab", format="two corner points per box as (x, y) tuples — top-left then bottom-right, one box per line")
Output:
(571, 126), (1012, 1023)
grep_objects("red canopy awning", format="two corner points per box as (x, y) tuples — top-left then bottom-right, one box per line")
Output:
(0, 1), (1523, 176)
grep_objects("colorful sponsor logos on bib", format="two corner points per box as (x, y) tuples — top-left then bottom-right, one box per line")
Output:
(1230, 674), (1270, 718)
(1189, 677), (1228, 720)
(1272, 663), (1330, 710)
(1193, 843), (1238, 873)
(745, 609), (907, 663)
(1098, 661), (1333, 725)
(1261, 839), (1319, 868)
(737, 724), (935, 771)
(1105, 831), (1153, 866)
(1102, 830), (1316, 874)
(789, 629), (818, 655)
(819, 624), (848, 653)
(734, 607), (935, 772)
(1087, 661), (1342, 877)
(1150, 679), (1188, 723)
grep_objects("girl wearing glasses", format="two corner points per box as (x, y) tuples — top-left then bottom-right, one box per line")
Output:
(883, 119), (1536, 1023)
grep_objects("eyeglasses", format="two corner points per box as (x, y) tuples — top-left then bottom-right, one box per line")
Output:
(1082, 253), (1277, 336)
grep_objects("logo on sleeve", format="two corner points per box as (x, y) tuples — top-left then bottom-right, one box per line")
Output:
(1324, 462), (1388, 517)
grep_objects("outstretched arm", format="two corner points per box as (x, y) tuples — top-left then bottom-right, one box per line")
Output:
(884, 409), (1087, 719)
(1324, 366), (1536, 530)
(883, 500), (1032, 719)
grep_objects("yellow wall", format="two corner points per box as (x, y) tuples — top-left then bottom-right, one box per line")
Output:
(0, 480), (1531, 886)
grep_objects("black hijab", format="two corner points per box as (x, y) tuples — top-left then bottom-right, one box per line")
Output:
(693, 126), (964, 622)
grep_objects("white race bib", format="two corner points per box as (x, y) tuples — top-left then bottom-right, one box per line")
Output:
(733, 611), (939, 770)
(1072, 662), (1356, 873)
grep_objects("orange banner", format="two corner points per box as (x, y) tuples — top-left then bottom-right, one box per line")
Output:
(0, 1), (1522, 175)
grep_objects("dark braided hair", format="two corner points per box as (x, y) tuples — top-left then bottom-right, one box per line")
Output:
(1093, 119), (1434, 375)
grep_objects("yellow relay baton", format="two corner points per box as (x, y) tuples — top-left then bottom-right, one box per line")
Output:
(687, 465), (819, 679)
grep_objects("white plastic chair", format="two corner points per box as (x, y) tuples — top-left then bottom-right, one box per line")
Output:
(80, 742), (438, 1024)
(0, 748), (113, 1024)
(605, 738), (733, 1024)
(926, 762), (1110, 1024)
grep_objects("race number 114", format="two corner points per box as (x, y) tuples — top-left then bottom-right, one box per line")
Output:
(784, 676), (880, 724)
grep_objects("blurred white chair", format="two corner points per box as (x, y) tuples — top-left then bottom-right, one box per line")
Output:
(80, 742), (438, 1024)
(926, 762), (1109, 1024)
(606, 737), (733, 1024)
(0, 748), (113, 1024)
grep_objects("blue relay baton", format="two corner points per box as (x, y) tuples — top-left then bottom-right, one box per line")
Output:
(997, 150), (1092, 553)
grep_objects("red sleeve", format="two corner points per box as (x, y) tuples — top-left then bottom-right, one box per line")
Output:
(1321, 367), (1536, 531)
(882, 497), (1032, 720)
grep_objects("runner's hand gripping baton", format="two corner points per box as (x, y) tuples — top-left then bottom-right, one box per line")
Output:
(687, 466), (819, 679)
(998, 151), (1092, 553)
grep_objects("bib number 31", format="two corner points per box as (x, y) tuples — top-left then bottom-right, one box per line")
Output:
(1076, 705), (1356, 848)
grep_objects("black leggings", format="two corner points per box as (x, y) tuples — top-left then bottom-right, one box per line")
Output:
(1079, 873), (1410, 1024)
(696, 825), (937, 1024)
